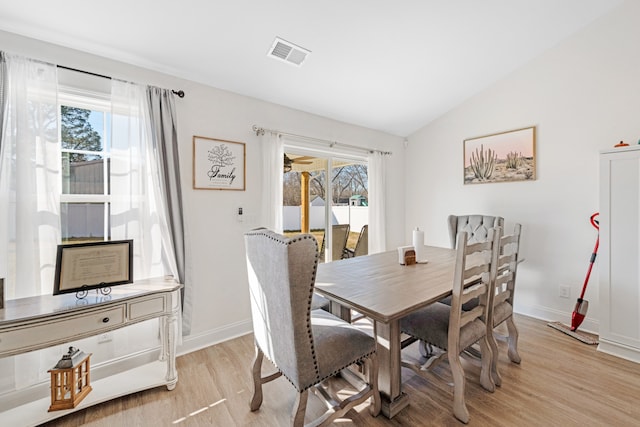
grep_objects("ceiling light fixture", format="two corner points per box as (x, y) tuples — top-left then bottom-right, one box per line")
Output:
(268, 37), (310, 67)
(283, 154), (293, 173)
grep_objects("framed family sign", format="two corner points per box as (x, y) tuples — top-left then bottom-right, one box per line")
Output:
(193, 136), (246, 190)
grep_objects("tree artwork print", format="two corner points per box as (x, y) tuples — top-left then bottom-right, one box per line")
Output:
(207, 144), (236, 184)
(193, 136), (246, 190)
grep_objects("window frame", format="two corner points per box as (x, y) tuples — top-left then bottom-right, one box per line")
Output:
(58, 86), (112, 243)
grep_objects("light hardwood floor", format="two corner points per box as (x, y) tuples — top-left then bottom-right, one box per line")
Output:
(42, 314), (640, 426)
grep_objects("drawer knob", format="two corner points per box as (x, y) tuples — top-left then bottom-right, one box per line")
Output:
(102, 317), (110, 323)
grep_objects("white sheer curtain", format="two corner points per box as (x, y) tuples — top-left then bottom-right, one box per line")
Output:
(0, 52), (61, 390)
(0, 53), (60, 299)
(261, 131), (283, 232)
(368, 151), (387, 253)
(110, 80), (167, 279)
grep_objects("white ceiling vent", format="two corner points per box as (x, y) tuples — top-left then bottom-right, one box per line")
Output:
(268, 37), (310, 67)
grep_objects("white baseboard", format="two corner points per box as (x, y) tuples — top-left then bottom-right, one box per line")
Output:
(177, 318), (253, 356)
(598, 339), (640, 363)
(514, 303), (600, 335)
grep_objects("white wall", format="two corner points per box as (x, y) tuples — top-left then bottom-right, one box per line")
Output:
(404, 0), (640, 332)
(0, 30), (405, 390)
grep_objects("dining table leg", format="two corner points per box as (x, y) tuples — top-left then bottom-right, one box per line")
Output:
(329, 301), (352, 322)
(375, 319), (410, 418)
(328, 301), (410, 418)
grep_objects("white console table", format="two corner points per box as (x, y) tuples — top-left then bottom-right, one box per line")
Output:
(0, 277), (182, 426)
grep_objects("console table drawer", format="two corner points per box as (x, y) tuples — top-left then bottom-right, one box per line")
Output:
(0, 305), (125, 354)
(129, 296), (166, 320)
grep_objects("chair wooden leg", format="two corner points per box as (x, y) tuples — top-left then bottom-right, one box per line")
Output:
(479, 335), (497, 391)
(505, 317), (521, 364)
(368, 353), (381, 417)
(250, 345), (264, 411)
(448, 352), (470, 424)
(418, 339), (434, 357)
(292, 389), (309, 427)
(487, 326), (502, 387)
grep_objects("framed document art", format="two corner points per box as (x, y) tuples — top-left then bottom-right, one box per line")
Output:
(463, 126), (536, 185)
(193, 136), (246, 190)
(53, 240), (133, 296)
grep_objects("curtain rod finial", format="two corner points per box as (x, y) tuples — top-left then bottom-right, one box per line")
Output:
(252, 125), (265, 136)
(172, 90), (185, 98)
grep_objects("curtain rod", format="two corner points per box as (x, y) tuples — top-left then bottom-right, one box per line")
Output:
(251, 125), (392, 155)
(57, 65), (185, 98)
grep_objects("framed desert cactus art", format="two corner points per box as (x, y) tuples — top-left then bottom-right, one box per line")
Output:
(463, 126), (536, 184)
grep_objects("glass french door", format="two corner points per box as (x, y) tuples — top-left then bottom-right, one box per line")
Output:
(282, 147), (368, 262)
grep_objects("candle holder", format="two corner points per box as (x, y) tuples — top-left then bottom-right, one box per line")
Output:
(48, 347), (92, 411)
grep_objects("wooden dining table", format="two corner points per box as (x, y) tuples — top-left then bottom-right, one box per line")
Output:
(315, 245), (457, 418)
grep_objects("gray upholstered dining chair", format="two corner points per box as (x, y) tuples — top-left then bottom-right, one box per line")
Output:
(244, 228), (381, 426)
(440, 214), (504, 310)
(344, 224), (368, 258)
(486, 223), (523, 386)
(447, 214), (504, 249)
(399, 227), (500, 424)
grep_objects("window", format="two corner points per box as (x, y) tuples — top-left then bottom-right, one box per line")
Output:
(59, 95), (112, 244)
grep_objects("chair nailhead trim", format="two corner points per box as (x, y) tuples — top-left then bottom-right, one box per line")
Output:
(261, 349), (376, 392)
(246, 229), (325, 387)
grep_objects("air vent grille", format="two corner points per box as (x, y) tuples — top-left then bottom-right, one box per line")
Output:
(268, 37), (310, 67)
(271, 41), (292, 60)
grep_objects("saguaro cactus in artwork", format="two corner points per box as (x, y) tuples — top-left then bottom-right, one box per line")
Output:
(506, 151), (522, 169)
(470, 144), (497, 180)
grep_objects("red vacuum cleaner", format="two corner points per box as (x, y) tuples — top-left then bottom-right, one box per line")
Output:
(548, 213), (600, 344)
(570, 212), (599, 332)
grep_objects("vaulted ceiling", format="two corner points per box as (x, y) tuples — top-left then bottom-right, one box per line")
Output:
(0, 0), (622, 136)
